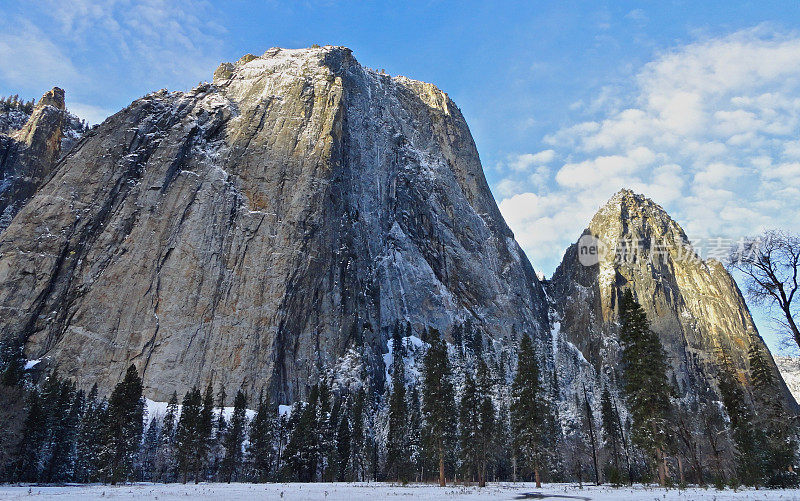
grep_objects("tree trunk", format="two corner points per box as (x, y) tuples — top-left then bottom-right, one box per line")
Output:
(656, 447), (666, 486)
(512, 454), (517, 483)
(438, 445), (446, 487)
(677, 456), (684, 485)
(534, 465), (541, 488)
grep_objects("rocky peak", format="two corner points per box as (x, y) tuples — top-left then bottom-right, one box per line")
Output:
(36, 87), (66, 110)
(0, 47), (547, 402)
(12, 87), (67, 159)
(550, 189), (797, 417)
(0, 87), (85, 232)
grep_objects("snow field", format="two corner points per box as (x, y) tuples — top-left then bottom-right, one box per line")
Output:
(0, 482), (798, 500)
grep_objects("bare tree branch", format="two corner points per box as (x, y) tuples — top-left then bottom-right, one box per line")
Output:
(729, 230), (800, 351)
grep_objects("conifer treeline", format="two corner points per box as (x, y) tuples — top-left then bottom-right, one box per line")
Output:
(0, 95), (35, 115)
(0, 291), (797, 486)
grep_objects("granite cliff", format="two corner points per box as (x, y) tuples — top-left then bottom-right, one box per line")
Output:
(0, 87), (85, 231)
(0, 48), (794, 421)
(549, 189), (797, 415)
(0, 47), (548, 402)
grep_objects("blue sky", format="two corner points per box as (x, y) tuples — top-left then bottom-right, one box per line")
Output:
(1, 0), (798, 353)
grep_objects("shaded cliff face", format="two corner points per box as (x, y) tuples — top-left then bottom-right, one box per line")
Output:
(0, 46), (548, 401)
(549, 189), (796, 411)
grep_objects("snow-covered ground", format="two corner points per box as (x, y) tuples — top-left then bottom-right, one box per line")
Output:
(0, 483), (797, 500)
(775, 356), (800, 403)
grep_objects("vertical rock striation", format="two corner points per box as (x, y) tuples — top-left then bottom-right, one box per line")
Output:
(0, 47), (548, 401)
(0, 87), (85, 231)
(549, 189), (796, 413)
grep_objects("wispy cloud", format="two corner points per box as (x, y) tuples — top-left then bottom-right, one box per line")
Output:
(0, 21), (81, 91)
(0, 0), (225, 119)
(497, 26), (800, 274)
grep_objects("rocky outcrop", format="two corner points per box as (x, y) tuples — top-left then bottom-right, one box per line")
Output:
(0, 47), (548, 402)
(549, 189), (797, 412)
(0, 87), (85, 231)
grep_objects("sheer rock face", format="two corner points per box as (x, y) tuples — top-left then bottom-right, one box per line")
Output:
(0, 47), (548, 401)
(0, 87), (84, 231)
(549, 189), (796, 410)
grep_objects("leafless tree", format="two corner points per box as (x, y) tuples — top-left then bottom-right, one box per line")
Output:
(729, 230), (800, 351)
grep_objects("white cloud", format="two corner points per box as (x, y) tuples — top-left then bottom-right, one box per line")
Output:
(0, 22), (81, 90)
(68, 103), (116, 125)
(0, 1), (224, 112)
(507, 150), (556, 172)
(496, 27), (800, 275)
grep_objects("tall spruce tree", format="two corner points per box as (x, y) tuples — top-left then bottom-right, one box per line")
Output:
(221, 388), (248, 483)
(350, 388), (366, 481)
(16, 387), (46, 482)
(421, 328), (456, 486)
(600, 385), (622, 483)
(511, 332), (555, 488)
(248, 390), (274, 482)
(74, 384), (104, 483)
(459, 371), (480, 483)
(175, 386), (202, 483)
(475, 359), (495, 487)
(386, 326), (410, 481)
(618, 289), (672, 485)
(336, 401), (351, 482)
(493, 403), (513, 482)
(407, 385), (423, 481)
(317, 382), (335, 481)
(197, 382), (215, 481)
(284, 385), (320, 481)
(140, 417), (160, 481)
(581, 383), (601, 485)
(748, 342), (797, 484)
(716, 348), (763, 485)
(99, 364), (144, 484)
(154, 391), (178, 482)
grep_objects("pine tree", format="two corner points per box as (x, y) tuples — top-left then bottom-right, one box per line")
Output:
(511, 333), (555, 487)
(459, 371), (480, 483)
(581, 383), (601, 485)
(600, 384), (622, 483)
(421, 328), (456, 486)
(248, 390), (274, 482)
(475, 359), (495, 487)
(386, 326), (410, 481)
(618, 289), (672, 485)
(716, 348), (763, 485)
(748, 342), (797, 484)
(74, 385), (104, 483)
(153, 391), (178, 482)
(175, 386), (202, 483)
(221, 388), (248, 483)
(16, 387), (46, 481)
(336, 401), (351, 481)
(350, 388), (366, 481)
(493, 403), (513, 482)
(41, 374), (78, 482)
(318, 382), (337, 482)
(210, 385), (227, 480)
(99, 364), (144, 484)
(284, 385), (320, 482)
(197, 382), (215, 481)
(140, 417), (160, 481)
(407, 385), (423, 481)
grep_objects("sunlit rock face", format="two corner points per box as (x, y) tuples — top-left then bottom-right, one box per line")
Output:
(0, 47), (548, 401)
(0, 87), (85, 231)
(549, 189), (796, 411)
